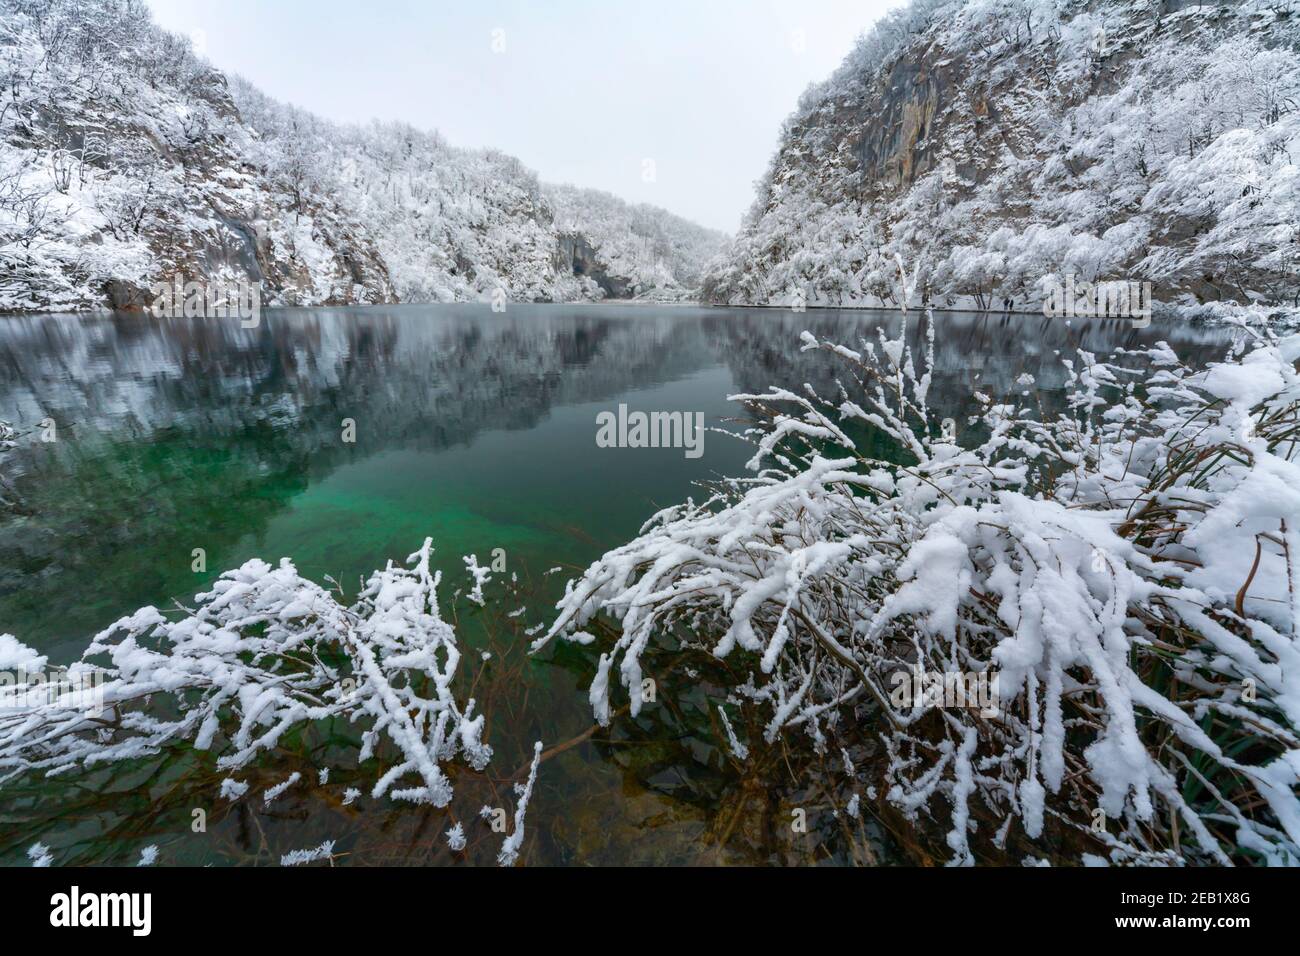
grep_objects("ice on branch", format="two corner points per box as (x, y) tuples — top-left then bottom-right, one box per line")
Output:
(27, 842), (52, 867)
(445, 822), (466, 852)
(0, 539), (492, 812)
(463, 554), (492, 607)
(263, 772), (301, 807)
(539, 313), (1300, 865)
(219, 779), (249, 801)
(717, 705), (749, 761)
(497, 741), (543, 867)
(280, 840), (335, 867)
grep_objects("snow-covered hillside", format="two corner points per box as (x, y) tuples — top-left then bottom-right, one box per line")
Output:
(0, 0), (726, 312)
(704, 0), (1300, 315)
(544, 183), (729, 298)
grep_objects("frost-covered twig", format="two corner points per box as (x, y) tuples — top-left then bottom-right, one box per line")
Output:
(497, 740), (542, 867)
(717, 705), (749, 761)
(280, 840), (335, 867)
(27, 842), (52, 867)
(463, 554), (492, 607)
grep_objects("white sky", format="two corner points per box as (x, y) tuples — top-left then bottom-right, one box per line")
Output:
(145, 0), (907, 233)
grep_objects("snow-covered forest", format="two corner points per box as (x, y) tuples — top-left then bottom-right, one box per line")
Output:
(8, 0), (1298, 318)
(543, 183), (727, 298)
(705, 0), (1300, 317)
(0, 0), (726, 312)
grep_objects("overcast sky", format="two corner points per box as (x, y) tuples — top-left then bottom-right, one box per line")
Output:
(146, 0), (906, 233)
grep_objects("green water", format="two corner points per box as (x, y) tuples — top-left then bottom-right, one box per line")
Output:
(0, 304), (1238, 865)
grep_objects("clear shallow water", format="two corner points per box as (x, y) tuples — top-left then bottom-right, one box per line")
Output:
(0, 304), (1238, 864)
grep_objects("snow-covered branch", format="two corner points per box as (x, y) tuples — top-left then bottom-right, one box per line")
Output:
(0, 538), (491, 808)
(541, 314), (1300, 865)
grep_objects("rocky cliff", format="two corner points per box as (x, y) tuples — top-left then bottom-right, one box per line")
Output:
(704, 0), (1300, 314)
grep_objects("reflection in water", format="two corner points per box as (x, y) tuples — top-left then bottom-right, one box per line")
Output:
(0, 304), (1238, 865)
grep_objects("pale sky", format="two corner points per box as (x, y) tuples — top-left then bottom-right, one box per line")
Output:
(145, 0), (907, 233)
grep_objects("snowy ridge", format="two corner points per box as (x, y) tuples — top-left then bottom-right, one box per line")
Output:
(0, 0), (724, 312)
(544, 183), (728, 297)
(705, 0), (1300, 316)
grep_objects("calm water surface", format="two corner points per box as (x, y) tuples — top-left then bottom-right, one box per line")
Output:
(0, 304), (1238, 864)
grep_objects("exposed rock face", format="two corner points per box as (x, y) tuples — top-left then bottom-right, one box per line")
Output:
(856, 59), (946, 189)
(705, 0), (1300, 313)
(555, 233), (631, 299)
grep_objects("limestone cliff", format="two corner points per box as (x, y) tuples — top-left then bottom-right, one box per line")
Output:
(705, 0), (1300, 314)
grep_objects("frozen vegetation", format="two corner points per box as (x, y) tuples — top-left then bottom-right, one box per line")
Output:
(0, 0), (726, 312)
(0, 540), (492, 807)
(0, 529), (552, 865)
(0, 284), (1291, 866)
(539, 312), (1300, 865)
(705, 0), (1300, 319)
(543, 183), (727, 296)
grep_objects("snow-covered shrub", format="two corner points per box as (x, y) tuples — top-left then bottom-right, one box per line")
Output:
(537, 314), (1300, 865)
(0, 539), (491, 807)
